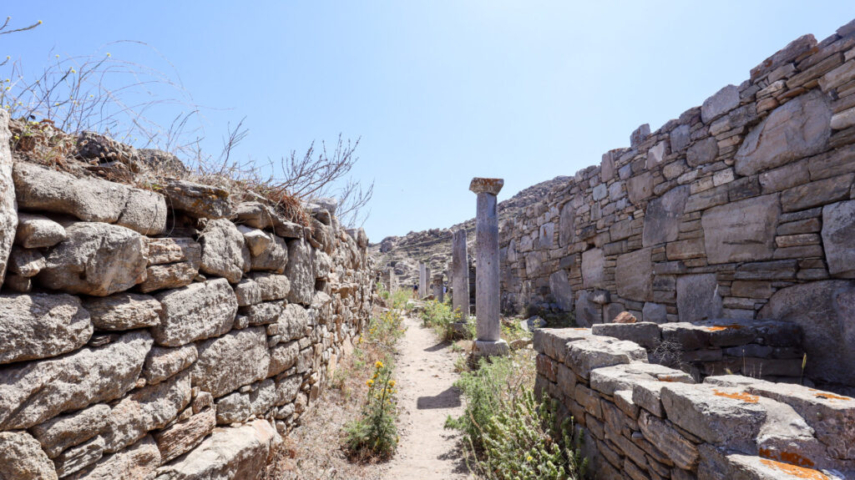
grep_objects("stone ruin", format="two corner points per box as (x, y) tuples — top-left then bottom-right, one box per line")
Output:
(0, 110), (374, 479)
(501, 18), (855, 395)
(528, 17), (855, 480)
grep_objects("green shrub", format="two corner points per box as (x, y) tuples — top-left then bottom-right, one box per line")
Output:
(343, 360), (398, 460)
(420, 299), (466, 340)
(446, 357), (586, 479)
(376, 281), (390, 300)
(364, 309), (406, 350)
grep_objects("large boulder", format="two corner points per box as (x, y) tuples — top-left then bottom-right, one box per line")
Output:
(0, 330), (152, 430)
(759, 280), (855, 386)
(162, 179), (231, 219)
(153, 419), (278, 480)
(0, 430), (58, 480)
(38, 222), (149, 296)
(285, 238), (315, 305)
(701, 194), (780, 265)
(735, 89), (832, 176)
(199, 218), (250, 284)
(192, 327), (270, 398)
(152, 278), (238, 347)
(0, 110), (16, 285)
(104, 369), (192, 452)
(83, 293), (161, 331)
(822, 200), (855, 278)
(0, 293), (92, 364)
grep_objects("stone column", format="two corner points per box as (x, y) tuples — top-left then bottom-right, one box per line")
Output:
(424, 266), (431, 298)
(451, 229), (470, 318)
(418, 263), (427, 298)
(470, 178), (508, 356)
(387, 268), (397, 294)
(432, 273), (444, 303)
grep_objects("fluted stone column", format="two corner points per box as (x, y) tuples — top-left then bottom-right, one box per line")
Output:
(470, 178), (508, 356)
(418, 263), (427, 298)
(432, 273), (444, 302)
(451, 229), (470, 318)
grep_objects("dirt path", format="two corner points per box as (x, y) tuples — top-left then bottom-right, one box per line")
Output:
(384, 315), (470, 479)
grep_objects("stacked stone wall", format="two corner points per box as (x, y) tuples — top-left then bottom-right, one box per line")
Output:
(502, 18), (855, 390)
(0, 110), (374, 480)
(534, 327), (855, 480)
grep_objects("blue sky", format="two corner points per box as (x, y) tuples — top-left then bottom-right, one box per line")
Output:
(3, 2), (854, 240)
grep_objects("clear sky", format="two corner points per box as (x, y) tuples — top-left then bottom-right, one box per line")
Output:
(3, 1), (855, 240)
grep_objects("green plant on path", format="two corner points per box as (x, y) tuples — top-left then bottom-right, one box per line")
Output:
(343, 360), (399, 460)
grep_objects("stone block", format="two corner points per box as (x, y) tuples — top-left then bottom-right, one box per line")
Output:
(642, 185), (690, 247)
(0, 293), (92, 365)
(676, 274), (723, 323)
(566, 338), (648, 379)
(192, 327), (270, 398)
(548, 269), (574, 311)
(0, 430), (59, 480)
(687, 137), (719, 167)
(701, 194), (780, 264)
(615, 248), (653, 302)
(627, 172), (653, 205)
(575, 291), (603, 327)
(781, 173), (854, 212)
(152, 279), (238, 347)
(822, 200), (855, 277)
(593, 322), (661, 350)
(638, 410), (699, 470)
(581, 248), (605, 289)
(642, 302), (667, 324)
(735, 90), (832, 177)
(702, 85), (739, 123)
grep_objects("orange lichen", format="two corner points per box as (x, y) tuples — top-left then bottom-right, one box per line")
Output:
(657, 375), (680, 383)
(810, 391), (852, 401)
(759, 458), (829, 480)
(705, 324), (744, 332)
(759, 448), (816, 468)
(712, 389), (759, 403)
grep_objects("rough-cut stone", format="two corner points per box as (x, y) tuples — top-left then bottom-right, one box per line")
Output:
(735, 90), (832, 176)
(15, 213), (66, 248)
(0, 110), (15, 285)
(192, 327), (270, 398)
(267, 340), (300, 377)
(234, 202), (276, 229)
(83, 293), (161, 331)
(627, 172), (653, 205)
(242, 301), (284, 326)
(638, 411), (699, 470)
(146, 238), (201, 266)
(676, 274), (723, 323)
(701, 194), (780, 264)
(0, 330), (152, 430)
(0, 430), (59, 480)
(251, 272), (291, 301)
(582, 248), (605, 289)
(152, 419), (278, 480)
(566, 338), (648, 379)
(272, 304), (310, 343)
(162, 179), (231, 219)
(660, 383), (766, 450)
(116, 188), (168, 235)
(575, 291), (602, 327)
(216, 392), (251, 424)
(687, 137), (719, 167)
(285, 238), (314, 305)
(8, 246), (45, 277)
(781, 174), (854, 213)
(0, 293), (92, 364)
(592, 322), (661, 350)
(642, 302), (667, 324)
(642, 185), (689, 247)
(759, 280), (855, 386)
(250, 233), (287, 273)
(104, 369), (192, 452)
(821, 200), (855, 277)
(67, 435), (160, 480)
(13, 162), (127, 223)
(143, 344), (198, 385)
(670, 124), (691, 152)
(53, 435), (105, 478)
(153, 407), (216, 463)
(559, 202), (575, 247)
(548, 269), (574, 311)
(138, 261), (199, 293)
(615, 248), (653, 302)
(701, 85), (739, 123)
(199, 218), (250, 284)
(233, 278), (262, 306)
(38, 222), (149, 296)
(152, 279), (237, 347)
(30, 403), (111, 458)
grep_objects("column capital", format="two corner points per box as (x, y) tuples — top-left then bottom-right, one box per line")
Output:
(469, 178), (504, 196)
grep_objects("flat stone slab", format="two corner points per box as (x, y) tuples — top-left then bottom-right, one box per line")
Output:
(566, 337), (648, 379)
(592, 322), (661, 350)
(590, 362), (693, 396)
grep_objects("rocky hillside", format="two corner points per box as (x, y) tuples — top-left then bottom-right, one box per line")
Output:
(370, 175), (571, 286)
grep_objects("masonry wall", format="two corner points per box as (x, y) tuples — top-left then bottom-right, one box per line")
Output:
(533, 327), (855, 480)
(0, 111), (374, 480)
(501, 19), (855, 391)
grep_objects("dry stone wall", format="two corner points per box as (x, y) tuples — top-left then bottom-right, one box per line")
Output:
(534, 327), (855, 480)
(502, 18), (855, 391)
(0, 110), (374, 480)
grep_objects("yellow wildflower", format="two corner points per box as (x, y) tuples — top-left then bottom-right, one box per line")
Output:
(389, 380), (396, 387)
(527, 456), (533, 462)
(375, 361), (384, 369)
(366, 379), (374, 387)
